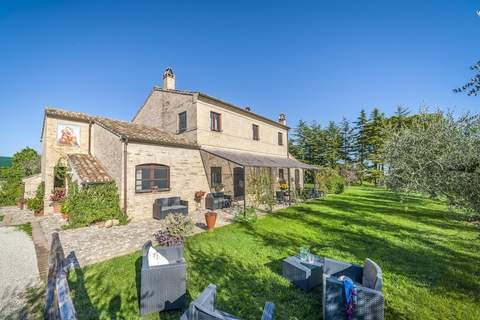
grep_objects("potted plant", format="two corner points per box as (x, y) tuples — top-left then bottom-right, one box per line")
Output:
(16, 197), (25, 210)
(50, 189), (66, 214)
(27, 197), (43, 216)
(153, 214), (194, 247)
(194, 191), (206, 211)
(213, 183), (224, 193)
(204, 211), (217, 232)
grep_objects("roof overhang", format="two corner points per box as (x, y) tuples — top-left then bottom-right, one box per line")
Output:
(200, 147), (317, 169)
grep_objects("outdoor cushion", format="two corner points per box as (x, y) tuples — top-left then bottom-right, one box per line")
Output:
(165, 205), (187, 211)
(362, 258), (382, 290)
(170, 197), (181, 206)
(157, 198), (169, 207)
(148, 246), (169, 266)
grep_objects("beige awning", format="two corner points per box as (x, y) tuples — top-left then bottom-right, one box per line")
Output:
(201, 147), (317, 169)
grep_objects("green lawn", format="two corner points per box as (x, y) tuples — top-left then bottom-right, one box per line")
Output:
(68, 186), (480, 319)
(15, 222), (33, 237)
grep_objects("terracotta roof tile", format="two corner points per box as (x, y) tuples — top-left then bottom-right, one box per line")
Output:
(44, 108), (197, 148)
(67, 154), (113, 184)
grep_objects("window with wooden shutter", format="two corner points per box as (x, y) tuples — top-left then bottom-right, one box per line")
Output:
(210, 112), (222, 131)
(252, 124), (259, 141)
(278, 132), (283, 145)
(178, 111), (187, 133)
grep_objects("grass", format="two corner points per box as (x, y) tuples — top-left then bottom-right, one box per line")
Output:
(15, 222), (32, 237)
(0, 214), (3, 222)
(67, 186), (480, 319)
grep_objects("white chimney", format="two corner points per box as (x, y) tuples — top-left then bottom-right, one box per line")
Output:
(163, 67), (175, 90)
(279, 112), (286, 125)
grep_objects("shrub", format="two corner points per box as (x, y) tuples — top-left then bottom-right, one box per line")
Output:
(316, 167), (345, 195)
(27, 182), (44, 212)
(61, 183), (126, 228)
(246, 168), (275, 212)
(233, 207), (257, 224)
(153, 213), (193, 246)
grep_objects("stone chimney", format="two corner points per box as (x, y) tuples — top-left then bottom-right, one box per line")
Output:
(279, 112), (286, 125)
(163, 67), (175, 90)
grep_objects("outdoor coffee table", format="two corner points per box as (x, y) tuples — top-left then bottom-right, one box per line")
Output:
(282, 255), (324, 291)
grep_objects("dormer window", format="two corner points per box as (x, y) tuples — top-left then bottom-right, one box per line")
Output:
(252, 124), (259, 141)
(178, 111), (187, 133)
(210, 112), (222, 132)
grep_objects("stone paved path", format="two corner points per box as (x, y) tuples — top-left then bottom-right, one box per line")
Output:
(0, 226), (39, 319)
(1, 201), (279, 270)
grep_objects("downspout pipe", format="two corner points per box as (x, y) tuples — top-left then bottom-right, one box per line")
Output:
(122, 136), (128, 216)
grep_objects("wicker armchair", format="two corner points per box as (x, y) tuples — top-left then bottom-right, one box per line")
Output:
(323, 258), (384, 320)
(180, 284), (275, 320)
(140, 241), (186, 316)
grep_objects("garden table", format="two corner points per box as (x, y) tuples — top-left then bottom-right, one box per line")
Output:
(282, 255), (324, 291)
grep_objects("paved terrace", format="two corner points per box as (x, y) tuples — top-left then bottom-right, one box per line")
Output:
(0, 202), (280, 272)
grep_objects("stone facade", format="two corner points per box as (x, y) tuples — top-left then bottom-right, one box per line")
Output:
(125, 142), (209, 219)
(91, 123), (123, 188)
(41, 117), (90, 213)
(196, 98), (288, 156)
(22, 174), (42, 199)
(132, 89), (198, 143)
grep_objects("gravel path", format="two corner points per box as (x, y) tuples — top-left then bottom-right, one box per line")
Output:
(0, 226), (40, 319)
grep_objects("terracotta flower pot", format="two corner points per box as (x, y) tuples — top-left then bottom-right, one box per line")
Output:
(205, 211), (217, 232)
(17, 201), (24, 210)
(52, 203), (62, 214)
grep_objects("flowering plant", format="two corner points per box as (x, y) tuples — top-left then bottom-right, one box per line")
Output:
(194, 191), (206, 203)
(50, 189), (66, 202)
(279, 182), (289, 191)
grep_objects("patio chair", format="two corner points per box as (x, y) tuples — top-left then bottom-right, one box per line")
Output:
(153, 196), (188, 220)
(275, 191), (285, 204)
(180, 284), (275, 320)
(140, 241), (186, 316)
(323, 258), (384, 320)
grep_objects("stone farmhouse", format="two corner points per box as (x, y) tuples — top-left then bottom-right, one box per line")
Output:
(30, 68), (315, 218)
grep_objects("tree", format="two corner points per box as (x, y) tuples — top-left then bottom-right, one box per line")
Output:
(12, 147), (41, 177)
(454, 60), (480, 96)
(0, 147), (41, 205)
(354, 109), (369, 166)
(338, 118), (355, 164)
(365, 108), (386, 185)
(324, 121), (342, 167)
(390, 105), (410, 130)
(384, 111), (480, 214)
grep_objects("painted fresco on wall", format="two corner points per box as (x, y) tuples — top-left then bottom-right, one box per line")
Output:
(57, 123), (80, 146)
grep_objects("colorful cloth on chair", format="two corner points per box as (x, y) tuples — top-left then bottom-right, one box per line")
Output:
(339, 276), (357, 320)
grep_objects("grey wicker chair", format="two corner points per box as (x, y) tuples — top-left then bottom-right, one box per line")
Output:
(140, 241), (186, 316)
(323, 258), (384, 320)
(180, 284), (275, 320)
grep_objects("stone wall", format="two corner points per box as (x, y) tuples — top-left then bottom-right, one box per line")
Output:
(92, 123), (123, 188)
(132, 89), (197, 143)
(199, 150), (239, 196)
(124, 142), (209, 219)
(22, 174), (42, 199)
(42, 116), (90, 213)
(196, 99), (289, 156)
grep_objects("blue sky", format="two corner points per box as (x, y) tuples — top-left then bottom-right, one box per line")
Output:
(0, 0), (479, 156)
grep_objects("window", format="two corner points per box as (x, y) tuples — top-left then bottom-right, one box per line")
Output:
(178, 111), (187, 133)
(278, 132), (283, 145)
(279, 168), (285, 181)
(135, 164), (170, 192)
(211, 167), (222, 186)
(252, 124), (259, 141)
(210, 112), (222, 131)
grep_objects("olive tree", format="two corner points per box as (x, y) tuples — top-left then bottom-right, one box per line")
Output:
(384, 111), (480, 214)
